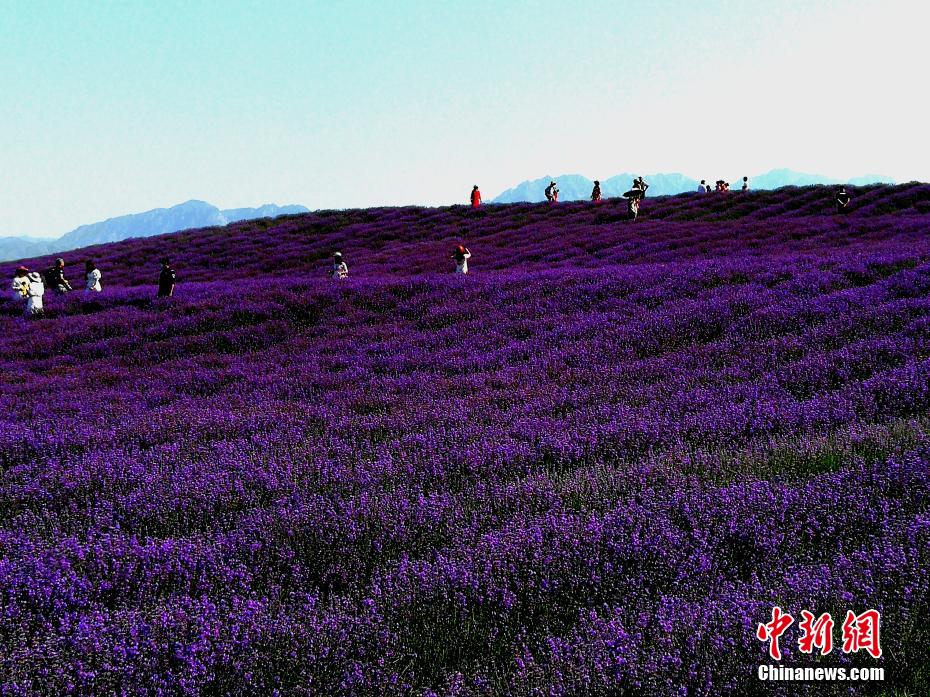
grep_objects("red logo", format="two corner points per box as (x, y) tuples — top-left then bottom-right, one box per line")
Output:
(842, 609), (882, 659)
(798, 611), (834, 655)
(757, 606), (794, 660)
(757, 607), (881, 660)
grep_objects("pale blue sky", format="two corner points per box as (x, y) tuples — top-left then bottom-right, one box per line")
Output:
(2, 0), (927, 237)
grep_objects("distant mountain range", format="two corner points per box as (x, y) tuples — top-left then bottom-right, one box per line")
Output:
(0, 201), (309, 262)
(491, 169), (897, 203)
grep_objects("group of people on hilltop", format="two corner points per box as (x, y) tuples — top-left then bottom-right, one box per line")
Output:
(7, 258), (176, 318)
(470, 176), (859, 219)
(697, 177), (749, 193)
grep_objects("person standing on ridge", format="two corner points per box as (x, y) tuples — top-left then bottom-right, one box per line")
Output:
(45, 258), (73, 294)
(635, 176), (649, 197)
(452, 245), (471, 274)
(741, 176), (749, 191)
(85, 260), (102, 292)
(835, 187), (851, 214)
(699, 180), (708, 193)
(545, 181), (559, 203)
(158, 258), (176, 297)
(471, 185), (481, 208)
(591, 180), (602, 202)
(330, 252), (349, 279)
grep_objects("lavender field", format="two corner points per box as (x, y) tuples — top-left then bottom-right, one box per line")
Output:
(2, 185), (930, 695)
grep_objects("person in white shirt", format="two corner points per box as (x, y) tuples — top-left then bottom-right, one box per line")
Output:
(11, 266), (30, 306)
(85, 260), (102, 292)
(452, 245), (471, 274)
(25, 272), (45, 317)
(329, 252), (348, 279)
(741, 176), (749, 192)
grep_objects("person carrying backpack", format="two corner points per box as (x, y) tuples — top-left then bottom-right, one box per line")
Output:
(329, 252), (348, 279)
(452, 245), (471, 274)
(470, 185), (482, 208)
(85, 260), (102, 292)
(45, 258), (73, 293)
(158, 258), (176, 297)
(544, 181), (558, 203)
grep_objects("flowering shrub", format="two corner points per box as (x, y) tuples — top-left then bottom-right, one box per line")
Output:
(2, 185), (929, 694)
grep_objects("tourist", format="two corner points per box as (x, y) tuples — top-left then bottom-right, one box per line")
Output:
(330, 252), (349, 279)
(85, 260), (102, 292)
(45, 258), (73, 293)
(452, 244), (472, 274)
(157, 258), (176, 297)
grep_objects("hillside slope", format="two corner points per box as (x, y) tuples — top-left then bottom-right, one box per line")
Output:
(10, 182), (930, 286)
(2, 184), (930, 695)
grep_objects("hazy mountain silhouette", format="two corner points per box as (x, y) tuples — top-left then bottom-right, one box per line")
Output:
(1, 201), (309, 262)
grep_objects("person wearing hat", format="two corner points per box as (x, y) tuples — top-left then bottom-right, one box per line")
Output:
(329, 252), (348, 279)
(470, 185), (482, 208)
(157, 258), (176, 297)
(24, 271), (45, 317)
(591, 180), (602, 202)
(46, 258), (73, 293)
(835, 187), (851, 214)
(84, 260), (102, 292)
(11, 266), (30, 305)
(452, 244), (471, 274)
